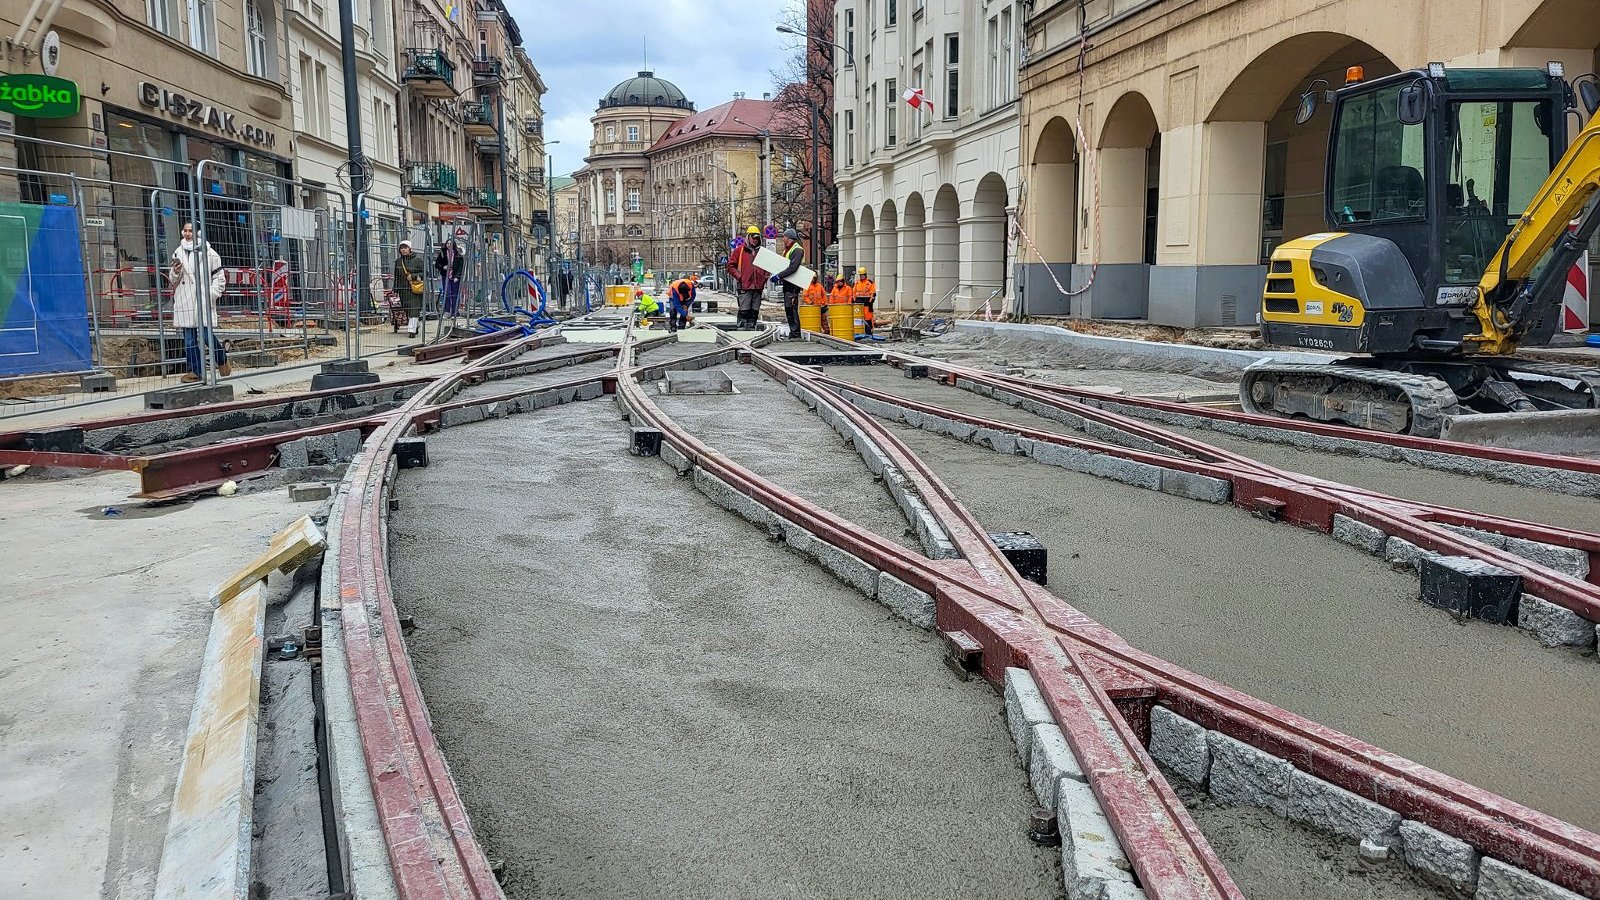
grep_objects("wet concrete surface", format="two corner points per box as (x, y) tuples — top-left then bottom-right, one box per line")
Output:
(388, 398), (1063, 900)
(883, 425), (1600, 834)
(450, 336), (715, 402)
(1164, 772), (1447, 900)
(823, 364), (1600, 535)
(655, 362), (919, 551)
(914, 332), (1245, 391)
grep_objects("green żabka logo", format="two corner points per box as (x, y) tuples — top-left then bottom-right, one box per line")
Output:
(0, 74), (81, 119)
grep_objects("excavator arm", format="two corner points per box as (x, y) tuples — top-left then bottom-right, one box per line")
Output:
(1473, 108), (1600, 354)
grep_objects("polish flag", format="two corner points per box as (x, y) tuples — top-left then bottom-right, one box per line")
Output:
(903, 87), (930, 110)
(1563, 252), (1589, 333)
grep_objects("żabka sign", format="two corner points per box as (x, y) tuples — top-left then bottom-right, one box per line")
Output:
(0, 74), (81, 119)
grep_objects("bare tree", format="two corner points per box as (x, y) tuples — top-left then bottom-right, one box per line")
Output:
(770, 0), (836, 260)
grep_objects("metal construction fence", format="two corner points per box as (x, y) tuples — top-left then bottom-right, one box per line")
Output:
(0, 133), (528, 419)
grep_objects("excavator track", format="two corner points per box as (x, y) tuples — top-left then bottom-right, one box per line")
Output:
(1497, 359), (1600, 407)
(1239, 364), (1461, 437)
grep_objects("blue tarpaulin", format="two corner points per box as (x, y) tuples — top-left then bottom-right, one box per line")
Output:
(0, 203), (92, 377)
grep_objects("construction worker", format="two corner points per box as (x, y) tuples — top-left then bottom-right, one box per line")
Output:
(667, 275), (696, 332)
(724, 226), (768, 329)
(801, 274), (826, 307)
(774, 228), (805, 340)
(636, 288), (660, 321)
(829, 271), (854, 307)
(854, 266), (877, 336)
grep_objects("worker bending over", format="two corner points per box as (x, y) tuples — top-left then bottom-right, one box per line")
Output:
(636, 289), (661, 322)
(667, 275), (696, 332)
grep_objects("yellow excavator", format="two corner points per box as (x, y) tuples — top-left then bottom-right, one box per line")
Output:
(1247, 63), (1600, 436)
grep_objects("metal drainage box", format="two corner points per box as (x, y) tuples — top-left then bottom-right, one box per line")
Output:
(990, 531), (1047, 585)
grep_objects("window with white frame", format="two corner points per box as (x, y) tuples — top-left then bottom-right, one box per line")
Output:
(844, 8), (855, 64)
(606, 190), (616, 213)
(372, 98), (395, 163)
(1001, 7), (1014, 104)
(605, 125), (616, 141)
(987, 16), (999, 108)
(887, 0), (896, 27)
(244, 0), (268, 77)
(627, 125), (640, 142)
(147, 0), (178, 36)
(865, 84), (875, 154)
(299, 55), (330, 138)
(187, 0), (217, 55)
(885, 78), (897, 147)
(944, 34), (960, 119)
(844, 109), (855, 166)
(627, 188), (640, 212)
(911, 56), (924, 140)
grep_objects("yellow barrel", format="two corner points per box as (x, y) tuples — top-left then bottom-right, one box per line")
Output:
(605, 285), (632, 306)
(799, 304), (823, 333)
(827, 303), (857, 338)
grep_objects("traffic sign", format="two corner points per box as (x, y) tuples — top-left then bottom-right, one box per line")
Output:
(716, 254), (728, 266)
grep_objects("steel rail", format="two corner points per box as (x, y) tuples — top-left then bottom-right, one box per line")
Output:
(883, 345), (1600, 476)
(783, 340), (1600, 893)
(812, 370), (1600, 595)
(848, 352), (1600, 616)
(614, 328), (1245, 900)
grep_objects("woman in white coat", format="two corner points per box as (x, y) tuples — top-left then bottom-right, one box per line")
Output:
(169, 221), (231, 382)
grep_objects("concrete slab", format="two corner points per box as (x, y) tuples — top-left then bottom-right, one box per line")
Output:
(0, 474), (307, 900)
(1438, 409), (1600, 456)
(663, 369), (734, 394)
(1398, 819), (1479, 894)
(1476, 857), (1584, 900)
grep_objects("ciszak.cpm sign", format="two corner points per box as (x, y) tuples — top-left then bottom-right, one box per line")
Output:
(0, 74), (81, 119)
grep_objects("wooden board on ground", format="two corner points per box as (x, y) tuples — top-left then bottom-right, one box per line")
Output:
(209, 515), (325, 606)
(153, 581), (267, 900)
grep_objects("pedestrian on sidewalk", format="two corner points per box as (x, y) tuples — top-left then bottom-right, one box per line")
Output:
(725, 226), (768, 329)
(775, 228), (805, 339)
(169, 221), (230, 382)
(435, 240), (465, 318)
(391, 240), (426, 337)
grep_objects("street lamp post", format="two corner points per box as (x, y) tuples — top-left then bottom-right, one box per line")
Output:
(776, 23), (849, 267)
(732, 116), (772, 230)
(708, 162), (739, 252)
(543, 140), (560, 304)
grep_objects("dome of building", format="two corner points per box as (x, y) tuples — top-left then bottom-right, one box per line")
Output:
(600, 71), (694, 111)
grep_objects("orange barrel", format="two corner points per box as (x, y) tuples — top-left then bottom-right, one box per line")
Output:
(798, 304), (823, 333)
(827, 302), (857, 339)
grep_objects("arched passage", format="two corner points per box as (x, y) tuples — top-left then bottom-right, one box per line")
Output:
(1208, 33), (1400, 262)
(876, 199), (898, 311)
(928, 186), (960, 309)
(899, 193), (926, 309)
(856, 206), (876, 278)
(1030, 116), (1078, 264)
(1098, 92), (1160, 265)
(964, 174), (1010, 313)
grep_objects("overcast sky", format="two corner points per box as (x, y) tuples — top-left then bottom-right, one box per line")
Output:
(513, 1), (800, 178)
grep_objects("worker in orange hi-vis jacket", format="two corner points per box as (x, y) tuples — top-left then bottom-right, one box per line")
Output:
(853, 267), (877, 336)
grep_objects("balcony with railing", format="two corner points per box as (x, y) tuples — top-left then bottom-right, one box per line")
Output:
(463, 186), (502, 213)
(403, 49), (457, 98)
(404, 162), (459, 198)
(474, 135), (500, 156)
(471, 57), (503, 82)
(461, 100), (496, 136)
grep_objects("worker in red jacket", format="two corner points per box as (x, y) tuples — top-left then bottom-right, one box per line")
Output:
(724, 226), (769, 329)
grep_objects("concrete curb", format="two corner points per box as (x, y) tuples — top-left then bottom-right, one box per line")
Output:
(951, 320), (1328, 371)
(1151, 706), (1582, 900)
(1079, 396), (1600, 500)
(1002, 668), (1142, 900)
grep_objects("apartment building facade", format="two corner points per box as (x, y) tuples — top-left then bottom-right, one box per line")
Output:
(832, 0), (1024, 314)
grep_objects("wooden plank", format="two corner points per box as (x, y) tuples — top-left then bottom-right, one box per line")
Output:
(153, 582), (267, 900)
(209, 516), (326, 607)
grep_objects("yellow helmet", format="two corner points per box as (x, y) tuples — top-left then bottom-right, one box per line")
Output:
(857, 267), (867, 275)
(746, 226), (761, 235)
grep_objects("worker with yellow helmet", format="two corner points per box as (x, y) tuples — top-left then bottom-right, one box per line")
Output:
(724, 225), (768, 329)
(853, 266), (877, 336)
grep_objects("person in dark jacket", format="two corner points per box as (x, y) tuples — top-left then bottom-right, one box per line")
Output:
(775, 229), (805, 339)
(724, 226), (769, 329)
(434, 241), (465, 318)
(391, 240), (427, 336)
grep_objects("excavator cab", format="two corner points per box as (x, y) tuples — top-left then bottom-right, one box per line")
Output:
(1262, 66), (1572, 355)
